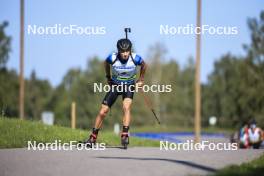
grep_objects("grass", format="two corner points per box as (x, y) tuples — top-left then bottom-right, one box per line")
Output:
(1, 117), (263, 175)
(210, 154), (264, 176)
(0, 117), (160, 148)
(0, 117), (234, 148)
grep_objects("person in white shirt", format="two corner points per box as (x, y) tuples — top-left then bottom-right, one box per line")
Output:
(248, 121), (263, 149)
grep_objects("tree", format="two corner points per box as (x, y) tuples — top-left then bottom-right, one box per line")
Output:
(202, 11), (264, 128)
(0, 21), (11, 68)
(25, 70), (53, 120)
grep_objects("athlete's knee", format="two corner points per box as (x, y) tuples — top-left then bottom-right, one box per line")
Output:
(99, 106), (109, 117)
(122, 104), (131, 113)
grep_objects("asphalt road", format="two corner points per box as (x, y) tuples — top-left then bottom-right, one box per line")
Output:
(0, 147), (263, 176)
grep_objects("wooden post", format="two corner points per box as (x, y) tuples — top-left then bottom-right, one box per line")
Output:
(71, 102), (76, 129)
(19, 0), (25, 120)
(195, 0), (202, 143)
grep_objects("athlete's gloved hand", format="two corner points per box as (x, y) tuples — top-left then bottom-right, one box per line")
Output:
(108, 79), (113, 85)
(106, 77), (113, 85)
(136, 79), (144, 88)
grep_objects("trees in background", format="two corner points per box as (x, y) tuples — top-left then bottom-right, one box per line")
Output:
(0, 21), (11, 69)
(202, 11), (264, 128)
(1, 11), (264, 129)
(0, 21), (18, 117)
(0, 22), (53, 119)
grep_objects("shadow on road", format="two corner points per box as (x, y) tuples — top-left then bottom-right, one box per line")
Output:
(105, 146), (124, 149)
(97, 156), (217, 173)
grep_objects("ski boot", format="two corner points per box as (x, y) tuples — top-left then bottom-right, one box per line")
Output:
(78, 133), (97, 148)
(121, 132), (129, 149)
(80, 128), (99, 148)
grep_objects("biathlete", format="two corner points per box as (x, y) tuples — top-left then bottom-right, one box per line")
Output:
(84, 29), (147, 149)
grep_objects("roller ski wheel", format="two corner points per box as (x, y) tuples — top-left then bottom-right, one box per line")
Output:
(121, 132), (129, 149)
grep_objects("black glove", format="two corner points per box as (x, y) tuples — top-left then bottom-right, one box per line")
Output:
(106, 75), (112, 85)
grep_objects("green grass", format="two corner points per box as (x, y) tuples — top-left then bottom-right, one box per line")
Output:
(0, 117), (159, 148)
(2, 117), (263, 175)
(210, 154), (264, 176)
(0, 117), (234, 149)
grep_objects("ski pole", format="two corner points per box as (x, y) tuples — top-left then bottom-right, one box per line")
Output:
(138, 88), (161, 124)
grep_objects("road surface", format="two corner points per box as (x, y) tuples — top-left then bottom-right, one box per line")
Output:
(0, 147), (263, 176)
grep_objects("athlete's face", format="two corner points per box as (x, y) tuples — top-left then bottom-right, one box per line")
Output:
(119, 51), (130, 60)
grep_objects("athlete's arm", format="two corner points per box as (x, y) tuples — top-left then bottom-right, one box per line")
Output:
(104, 60), (111, 78)
(139, 60), (147, 81)
(104, 61), (112, 85)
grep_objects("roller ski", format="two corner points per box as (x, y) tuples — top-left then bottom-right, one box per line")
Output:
(121, 131), (129, 149)
(78, 128), (98, 148)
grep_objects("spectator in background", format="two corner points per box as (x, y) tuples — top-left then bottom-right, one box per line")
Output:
(248, 120), (263, 149)
(239, 122), (250, 149)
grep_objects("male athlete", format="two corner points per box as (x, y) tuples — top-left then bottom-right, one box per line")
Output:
(84, 31), (147, 148)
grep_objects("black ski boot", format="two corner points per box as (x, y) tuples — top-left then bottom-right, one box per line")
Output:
(83, 133), (97, 148)
(121, 132), (129, 149)
(79, 128), (99, 148)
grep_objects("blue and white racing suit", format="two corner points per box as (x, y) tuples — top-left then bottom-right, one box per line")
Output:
(102, 53), (144, 107)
